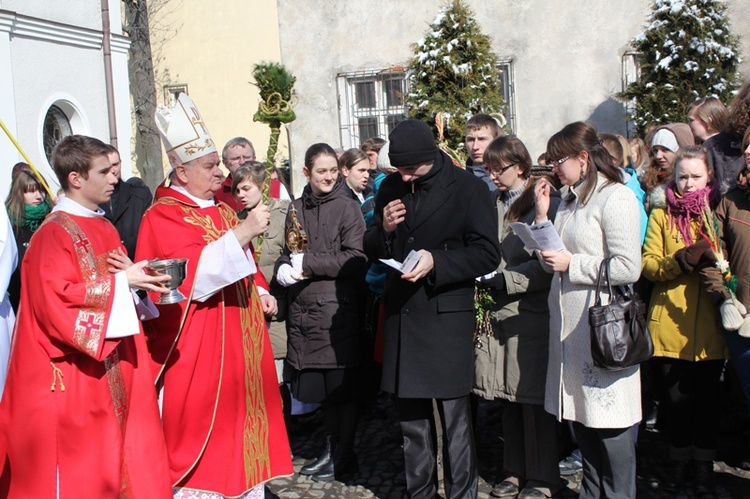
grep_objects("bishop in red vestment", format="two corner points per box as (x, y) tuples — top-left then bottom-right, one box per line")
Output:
(137, 184), (292, 497)
(141, 94), (292, 498)
(0, 135), (172, 498)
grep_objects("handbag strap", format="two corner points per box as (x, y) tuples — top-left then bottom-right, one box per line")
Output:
(604, 258), (614, 298)
(594, 257), (615, 306)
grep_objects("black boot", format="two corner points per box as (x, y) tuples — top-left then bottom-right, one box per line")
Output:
(299, 435), (332, 476)
(693, 460), (715, 496)
(312, 440), (358, 482)
(662, 459), (690, 493)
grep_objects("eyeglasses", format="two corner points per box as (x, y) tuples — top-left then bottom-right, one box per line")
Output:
(226, 155), (256, 164)
(549, 156), (570, 167)
(487, 163), (517, 177)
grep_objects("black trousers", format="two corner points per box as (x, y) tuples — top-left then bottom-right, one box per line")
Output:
(395, 395), (478, 499)
(656, 357), (724, 460)
(502, 401), (562, 490)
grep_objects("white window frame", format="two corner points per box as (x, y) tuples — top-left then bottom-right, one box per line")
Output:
(621, 51), (641, 137)
(497, 59), (516, 133)
(163, 83), (189, 107)
(336, 68), (408, 149)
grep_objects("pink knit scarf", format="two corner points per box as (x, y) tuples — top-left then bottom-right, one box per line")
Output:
(665, 177), (720, 245)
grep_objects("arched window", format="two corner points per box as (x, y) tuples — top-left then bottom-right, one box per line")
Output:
(43, 105), (73, 161)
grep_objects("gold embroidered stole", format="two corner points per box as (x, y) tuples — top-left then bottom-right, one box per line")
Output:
(238, 279), (271, 484)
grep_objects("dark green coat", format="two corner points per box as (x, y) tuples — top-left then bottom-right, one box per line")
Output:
(473, 185), (560, 404)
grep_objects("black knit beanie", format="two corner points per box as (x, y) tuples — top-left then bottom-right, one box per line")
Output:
(388, 119), (438, 167)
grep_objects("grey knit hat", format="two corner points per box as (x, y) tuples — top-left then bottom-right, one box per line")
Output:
(376, 142), (397, 172)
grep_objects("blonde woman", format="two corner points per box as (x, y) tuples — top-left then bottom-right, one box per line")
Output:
(687, 97), (728, 143)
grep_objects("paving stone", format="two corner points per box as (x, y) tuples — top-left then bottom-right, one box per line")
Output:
(267, 396), (750, 498)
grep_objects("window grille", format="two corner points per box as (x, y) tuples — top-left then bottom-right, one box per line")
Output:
(336, 68), (408, 148)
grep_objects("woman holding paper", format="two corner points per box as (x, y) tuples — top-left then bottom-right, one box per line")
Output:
(274, 143), (368, 482)
(472, 136), (565, 499)
(535, 122), (642, 499)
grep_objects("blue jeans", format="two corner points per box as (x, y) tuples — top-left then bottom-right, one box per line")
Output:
(724, 331), (750, 412)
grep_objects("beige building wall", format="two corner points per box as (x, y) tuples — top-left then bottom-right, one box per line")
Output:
(278, 0), (750, 196)
(154, 0), (287, 175)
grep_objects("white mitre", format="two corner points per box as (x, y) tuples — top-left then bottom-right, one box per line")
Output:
(155, 92), (217, 168)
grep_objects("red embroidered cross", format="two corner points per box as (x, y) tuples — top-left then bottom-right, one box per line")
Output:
(76, 312), (101, 337)
(73, 233), (91, 255)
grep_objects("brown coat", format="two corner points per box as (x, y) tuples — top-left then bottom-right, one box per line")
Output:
(716, 188), (750, 310)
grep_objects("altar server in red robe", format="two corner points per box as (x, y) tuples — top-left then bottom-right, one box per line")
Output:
(0, 135), (173, 498)
(136, 93), (292, 498)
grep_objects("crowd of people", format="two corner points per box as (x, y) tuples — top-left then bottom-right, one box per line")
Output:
(1, 82), (750, 499)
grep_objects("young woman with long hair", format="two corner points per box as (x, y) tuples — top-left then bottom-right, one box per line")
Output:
(535, 121), (643, 499)
(473, 135), (564, 499)
(4, 169), (51, 310)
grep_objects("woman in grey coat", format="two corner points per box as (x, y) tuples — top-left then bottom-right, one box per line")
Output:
(473, 136), (563, 499)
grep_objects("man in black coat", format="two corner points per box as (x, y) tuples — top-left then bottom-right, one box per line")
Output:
(99, 145), (152, 258)
(364, 120), (500, 498)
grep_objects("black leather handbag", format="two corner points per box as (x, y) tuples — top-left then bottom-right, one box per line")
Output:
(589, 258), (654, 370)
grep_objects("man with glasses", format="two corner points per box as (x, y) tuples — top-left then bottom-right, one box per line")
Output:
(465, 113), (504, 192)
(215, 137), (258, 209)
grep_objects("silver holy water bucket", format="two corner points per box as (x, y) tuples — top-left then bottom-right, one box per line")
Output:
(145, 258), (188, 304)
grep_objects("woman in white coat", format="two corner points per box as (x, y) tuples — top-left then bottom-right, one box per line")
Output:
(535, 122), (642, 499)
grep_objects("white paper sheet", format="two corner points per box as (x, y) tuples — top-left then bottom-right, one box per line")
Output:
(379, 249), (422, 274)
(509, 220), (566, 252)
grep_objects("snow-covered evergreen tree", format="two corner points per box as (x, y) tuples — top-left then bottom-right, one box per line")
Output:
(620, 0), (740, 136)
(406, 0), (504, 155)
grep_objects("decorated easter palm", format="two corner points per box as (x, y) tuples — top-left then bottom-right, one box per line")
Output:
(252, 62), (297, 256)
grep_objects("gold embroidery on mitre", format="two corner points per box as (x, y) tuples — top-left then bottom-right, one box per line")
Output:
(184, 138), (215, 156)
(50, 212), (112, 356)
(189, 106), (209, 134)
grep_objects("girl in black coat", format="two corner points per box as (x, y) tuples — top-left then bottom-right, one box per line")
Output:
(275, 143), (367, 483)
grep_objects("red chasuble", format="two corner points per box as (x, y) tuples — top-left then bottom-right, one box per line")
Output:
(135, 187), (292, 496)
(0, 212), (172, 498)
